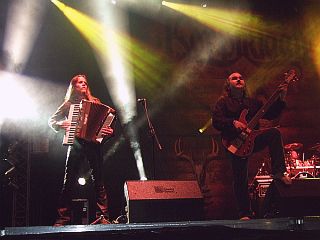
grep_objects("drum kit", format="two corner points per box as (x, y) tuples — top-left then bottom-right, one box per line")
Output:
(284, 142), (320, 178)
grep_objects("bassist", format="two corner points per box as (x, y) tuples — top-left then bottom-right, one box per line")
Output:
(211, 72), (292, 220)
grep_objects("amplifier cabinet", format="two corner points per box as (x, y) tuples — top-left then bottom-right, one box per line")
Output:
(124, 180), (204, 223)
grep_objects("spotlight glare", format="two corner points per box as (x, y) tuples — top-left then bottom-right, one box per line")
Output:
(0, 71), (38, 121)
(198, 119), (212, 134)
(78, 177), (86, 186)
(3, 0), (48, 72)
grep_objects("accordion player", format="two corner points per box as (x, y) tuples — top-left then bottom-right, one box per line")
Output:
(63, 99), (116, 145)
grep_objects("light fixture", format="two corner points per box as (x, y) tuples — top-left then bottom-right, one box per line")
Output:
(78, 177), (86, 186)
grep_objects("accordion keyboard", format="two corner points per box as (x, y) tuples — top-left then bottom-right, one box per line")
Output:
(63, 103), (80, 145)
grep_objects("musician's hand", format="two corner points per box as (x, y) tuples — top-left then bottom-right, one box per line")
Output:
(100, 126), (114, 137)
(233, 120), (247, 130)
(57, 120), (71, 131)
(278, 82), (289, 100)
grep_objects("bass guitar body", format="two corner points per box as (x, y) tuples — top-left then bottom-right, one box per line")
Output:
(222, 109), (264, 158)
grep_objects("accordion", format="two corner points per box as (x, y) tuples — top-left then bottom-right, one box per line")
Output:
(63, 100), (116, 145)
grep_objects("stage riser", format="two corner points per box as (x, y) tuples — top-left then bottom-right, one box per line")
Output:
(1, 224), (320, 240)
(3, 217), (320, 240)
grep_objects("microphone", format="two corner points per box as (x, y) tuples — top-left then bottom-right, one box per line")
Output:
(137, 98), (146, 102)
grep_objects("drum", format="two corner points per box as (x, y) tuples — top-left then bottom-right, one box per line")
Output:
(294, 171), (314, 179)
(288, 158), (318, 177)
(310, 155), (320, 177)
(315, 166), (320, 178)
(309, 155), (320, 165)
(284, 143), (303, 170)
(291, 165), (315, 177)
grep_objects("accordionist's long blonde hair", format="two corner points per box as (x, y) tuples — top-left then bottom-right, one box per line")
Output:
(64, 74), (98, 102)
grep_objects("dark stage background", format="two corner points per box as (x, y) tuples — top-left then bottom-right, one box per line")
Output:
(1, 0), (320, 227)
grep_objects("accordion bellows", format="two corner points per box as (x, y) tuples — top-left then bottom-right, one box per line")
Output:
(63, 100), (116, 145)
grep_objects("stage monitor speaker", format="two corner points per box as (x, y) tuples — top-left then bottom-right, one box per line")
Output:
(71, 199), (89, 225)
(124, 180), (204, 223)
(264, 178), (320, 217)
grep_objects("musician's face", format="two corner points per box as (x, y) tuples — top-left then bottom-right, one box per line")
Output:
(75, 76), (88, 94)
(228, 72), (245, 89)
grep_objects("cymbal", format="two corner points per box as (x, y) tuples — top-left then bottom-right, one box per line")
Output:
(309, 143), (320, 151)
(284, 142), (303, 150)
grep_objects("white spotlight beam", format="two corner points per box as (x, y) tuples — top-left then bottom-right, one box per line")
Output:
(90, 0), (146, 179)
(0, 71), (38, 122)
(90, 0), (136, 125)
(3, 0), (48, 72)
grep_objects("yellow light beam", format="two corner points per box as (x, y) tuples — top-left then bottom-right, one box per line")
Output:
(51, 0), (172, 99)
(199, 118), (212, 133)
(302, 3), (320, 81)
(162, 1), (279, 38)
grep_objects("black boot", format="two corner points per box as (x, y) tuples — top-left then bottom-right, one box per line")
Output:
(54, 207), (71, 226)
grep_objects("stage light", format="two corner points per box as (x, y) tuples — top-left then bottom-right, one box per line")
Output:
(0, 71), (38, 122)
(302, 4), (320, 80)
(91, 1), (147, 180)
(78, 177), (86, 186)
(124, 122), (147, 180)
(3, 0), (48, 73)
(110, 0), (162, 15)
(161, 1), (303, 97)
(161, 1), (280, 38)
(198, 118), (212, 134)
(0, 159), (15, 178)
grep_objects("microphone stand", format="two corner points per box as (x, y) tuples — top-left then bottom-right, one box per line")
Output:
(139, 99), (162, 179)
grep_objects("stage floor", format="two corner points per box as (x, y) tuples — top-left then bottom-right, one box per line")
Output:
(2, 217), (320, 240)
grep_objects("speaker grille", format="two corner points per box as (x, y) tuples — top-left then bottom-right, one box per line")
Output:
(124, 180), (204, 223)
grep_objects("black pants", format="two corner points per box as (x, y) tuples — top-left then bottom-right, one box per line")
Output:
(55, 139), (108, 225)
(227, 128), (287, 218)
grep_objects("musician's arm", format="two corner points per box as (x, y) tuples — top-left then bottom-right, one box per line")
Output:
(48, 102), (70, 132)
(212, 97), (235, 131)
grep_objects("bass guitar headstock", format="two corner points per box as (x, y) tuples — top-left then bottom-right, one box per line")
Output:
(284, 68), (299, 84)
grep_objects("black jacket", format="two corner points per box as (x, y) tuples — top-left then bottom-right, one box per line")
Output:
(211, 95), (285, 141)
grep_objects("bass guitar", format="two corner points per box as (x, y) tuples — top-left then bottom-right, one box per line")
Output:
(222, 69), (297, 157)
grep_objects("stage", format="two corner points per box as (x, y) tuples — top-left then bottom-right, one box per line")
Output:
(2, 217), (320, 240)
